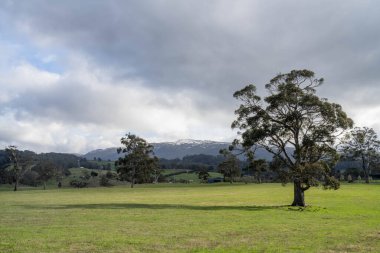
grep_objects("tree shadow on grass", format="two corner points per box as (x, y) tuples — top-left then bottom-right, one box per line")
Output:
(17, 203), (292, 212)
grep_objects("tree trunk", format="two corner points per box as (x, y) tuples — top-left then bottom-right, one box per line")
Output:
(14, 178), (18, 191)
(362, 155), (370, 184)
(363, 168), (370, 184)
(364, 173), (369, 184)
(43, 182), (46, 190)
(131, 168), (135, 188)
(291, 180), (305, 207)
(257, 172), (262, 184)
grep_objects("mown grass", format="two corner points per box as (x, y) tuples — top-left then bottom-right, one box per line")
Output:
(0, 183), (379, 252)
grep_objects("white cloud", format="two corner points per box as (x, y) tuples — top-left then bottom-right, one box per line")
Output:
(0, 53), (235, 153)
(1, 0), (380, 153)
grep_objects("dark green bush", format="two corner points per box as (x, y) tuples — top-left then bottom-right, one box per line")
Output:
(99, 175), (112, 187)
(70, 179), (88, 188)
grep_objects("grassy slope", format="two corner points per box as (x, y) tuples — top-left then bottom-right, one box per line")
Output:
(168, 171), (223, 183)
(0, 183), (379, 252)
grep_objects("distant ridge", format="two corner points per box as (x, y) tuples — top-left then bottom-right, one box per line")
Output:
(83, 139), (231, 161)
(82, 139), (277, 161)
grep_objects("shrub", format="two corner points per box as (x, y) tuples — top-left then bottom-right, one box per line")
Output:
(106, 170), (116, 179)
(178, 179), (190, 184)
(81, 170), (91, 180)
(99, 175), (112, 187)
(241, 176), (255, 184)
(70, 179), (88, 188)
(63, 168), (71, 176)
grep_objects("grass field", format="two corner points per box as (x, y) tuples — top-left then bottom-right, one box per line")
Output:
(0, 183), (379, 252)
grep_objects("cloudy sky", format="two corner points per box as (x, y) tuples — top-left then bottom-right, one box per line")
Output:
(1, 0), (380, 153)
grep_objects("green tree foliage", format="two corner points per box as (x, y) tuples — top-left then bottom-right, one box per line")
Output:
(218, 150), (240, 183)
(152, 163), (161, 184)
(159, 155), (225, 171)
(248, 158), (268, 184)
(32, 157), (56, 190)
(116, 133), (159, 188)
(99, 174), (112, 187)
(0, 150), (12, 184)
(5, 146), (36, 191)
(69, 170), (91, 188)
(20, 170), (40, 187)
(231, 70), (353, 206)
(70, 179), (89, 188)
(341, 127), (380, 183)
(197, 168), (210, 182)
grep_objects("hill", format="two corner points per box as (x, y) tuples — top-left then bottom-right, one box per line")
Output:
(83, 139), (275, 161)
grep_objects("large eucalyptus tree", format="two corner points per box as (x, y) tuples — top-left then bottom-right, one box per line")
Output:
(232, 70), (353, 206)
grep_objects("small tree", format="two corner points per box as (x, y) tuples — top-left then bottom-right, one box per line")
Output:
(5, 146), (36, 191)
(99, 174), (112, 187)
(341, 127), (380, 183)
(152, 157), (161, 183)
(5, 146), (20, 191)
(218, 150), (240, 183)
(231, 70), (353, 206)
(249, 159), (268, 184)
(241, 148), (268, 184)
(20, 170), (40, 187)
(198, 168), (210, 182)
(32, 157), (56, 190)
(116, 133), (159, 188)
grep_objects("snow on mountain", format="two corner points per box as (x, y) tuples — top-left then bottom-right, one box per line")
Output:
(161, 139), (228, 145)
(83, 139), (231, 160)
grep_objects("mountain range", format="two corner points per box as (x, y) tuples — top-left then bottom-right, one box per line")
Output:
(83, 139), (276, 161)
(83, 139), (228, 161)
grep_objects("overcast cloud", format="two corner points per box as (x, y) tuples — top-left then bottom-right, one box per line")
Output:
(1, 0), (380, 153)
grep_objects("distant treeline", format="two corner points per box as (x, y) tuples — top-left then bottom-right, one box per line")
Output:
(1, 149), (379, 187)
(0, 150), (112, 185)
(159, 154), (227, 171)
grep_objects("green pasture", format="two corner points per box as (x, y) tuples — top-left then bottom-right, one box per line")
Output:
(152, 169), (223, 183)
(0, 183), (379, 252)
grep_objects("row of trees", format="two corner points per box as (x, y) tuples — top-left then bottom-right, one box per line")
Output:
(4, 146), (61, 191)
(114, 70), (379, 208)
(1, 148), (112, 190)
(160, 154), (225, 171)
